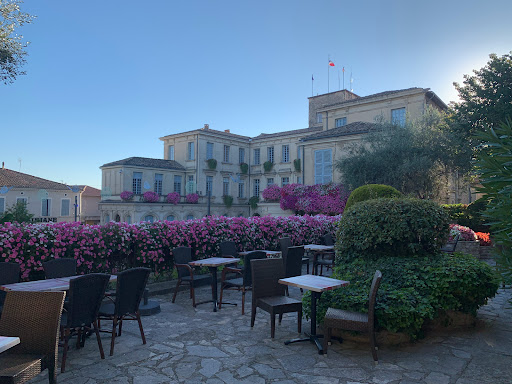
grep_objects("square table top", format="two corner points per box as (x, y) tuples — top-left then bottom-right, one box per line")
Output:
(279, 274), (349, 293)
(0, 275), (117, 292)
(238, 250), (282, 257)
(0, 336), (20, 354)
(189, 257), (240, 267)
(304, 244), (334, 252)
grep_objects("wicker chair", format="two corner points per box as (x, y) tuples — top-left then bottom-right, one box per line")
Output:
(171, 247), (213, 307)
(0, 291), (66, 384)
(0, 263), (20, 316)
(98, 268), (150, 356)
(60, 273), (110, 372)
(43, 258), (77, 279)
(279, 237), (309, 274)
(219, 241), (239, 258)
(250, 258), (302, 339)
(441, 234), (460, 253)
(323, 270), (382, 362)
(218, 251), (266, 314)
(283, 246), (305, 295)
(313, 234), (336, 276)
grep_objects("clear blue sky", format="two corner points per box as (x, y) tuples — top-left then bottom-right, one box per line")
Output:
(2, 0), (511, 189)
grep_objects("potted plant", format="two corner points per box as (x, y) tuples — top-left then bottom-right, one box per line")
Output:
(186, 193), (199, 204)
(293, 159), (301, 172)
(166, 192), (180, 205)
(207, 158), (217, 170)
(240, 162), (248, 174)
(262, 184), (281, 202)
(143, 191), (159, 203)
(263, 161), (273, 172)
(120, 191), (134, 201)
(223, 195), (233, 208)
(249, 196), (259, 210)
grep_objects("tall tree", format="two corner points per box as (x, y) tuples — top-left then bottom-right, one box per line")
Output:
(0, 0), (34, 84)
(0, 201), (33, 223)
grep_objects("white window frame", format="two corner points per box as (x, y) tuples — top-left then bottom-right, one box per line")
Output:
(61, 199), (70, 216)
(144, 215), (154, 223)
(187, 142), (195, 160)
(335, 117), (347, 127)
(41, 198), (52, 217)
(254, 148), (261, 165)
(154, 173), (163, 195)
(282, 145), (290, 163)
(267, 178), (274, 186)
(238, 181), (245, 198)
(206, 176), (213, 194)
(206, 142), (214, 160)
(168, 145), (175, 160)
(282, 177), (290, 186)
(316, 112), (323, 123)
(314, 149), (333, 184)
(174, 175), (182, 194)
(133, 172), (142, 194)
(253, 179), (260, 197)
(267, 147), (274, 163)
(239, 148), (245, 164)
(391, 107), (406, 127)
(16, 197), (28, 206)
(223, 177), (230, 196)
(223, 145), (230, 163)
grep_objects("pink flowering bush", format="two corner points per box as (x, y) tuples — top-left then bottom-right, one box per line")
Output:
(166, 192), (180, 205)
(120, 191), (134, 201)
(280, 183), (349, 215)
(186, 193), (199, 204)
(449, 223), (477, 241)
(0, 215), (340, 280)
(143, 191), (160, 203)
(262, 184), (282, 201)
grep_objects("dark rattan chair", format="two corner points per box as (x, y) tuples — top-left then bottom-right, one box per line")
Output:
(0, 263), (20, 316)
(279, 237), (309, 274)
(283, 246), (305, 295)
(323, 270), (383, 362)
(441, 234), (460, 253)
(60, 273), (110, 372)
(43, 258), (77, 279)
(218, 251), (266, 314)
(0, 291), (66, 384)
(313, 234), (336, 276)
(171, 247), (213, 307)
(250, 258), (302, 339)
(219, 241), (239, 258)
(98, 268), (150, 356)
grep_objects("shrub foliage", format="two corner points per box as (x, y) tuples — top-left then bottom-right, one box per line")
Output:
(345, 184), (402, 210)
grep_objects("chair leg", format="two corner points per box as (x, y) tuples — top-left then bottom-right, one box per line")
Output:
(118, 319), (123, 336)
(370, 331), (378, 362)
(110, 316), (118, 356)
(172, 279), (181, 303)
(191, 283), (196, 307)
(48, 364), (57, 384)
(278, 313), (283, 324)
(306, 261), (309, 274)
(251, 306), (256, 327)
(298, 308), (302, 333)
(93, 320), (105, 359)
(76, 328), (82, 349)
(271, 314), (276, 339)
(241, 290), (245, 315)
(61, 328), (70, 373)
(219, 282), (225, 310)
(323, 326), (331, 354)
(136, 311), (146, 344)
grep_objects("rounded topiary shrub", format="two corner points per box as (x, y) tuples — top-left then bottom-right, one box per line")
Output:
(337, 198), (450, 262)
(345, 184), (402, 210)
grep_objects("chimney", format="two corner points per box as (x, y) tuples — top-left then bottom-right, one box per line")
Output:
(203, 124), (209, 130)
(224, 129), (230, 133)
(2, 162), (4, 169)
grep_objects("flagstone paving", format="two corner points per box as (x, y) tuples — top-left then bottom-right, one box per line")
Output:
(29, 279), (512, 384)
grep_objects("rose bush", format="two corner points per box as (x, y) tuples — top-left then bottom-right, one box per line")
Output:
(0, 215), (339, 279)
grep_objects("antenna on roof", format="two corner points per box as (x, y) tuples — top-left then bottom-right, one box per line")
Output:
(350, 69), (354, 92)
(18, 158), (21, 171)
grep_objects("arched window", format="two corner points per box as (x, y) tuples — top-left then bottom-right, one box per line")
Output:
(167, 215), (175, 221)
(105, 214), (110, 223)
(186, 214), (194, 220)
(126, 215), (132, 224)
(144, 215), (154, 223)
(115, 214), (121, 222)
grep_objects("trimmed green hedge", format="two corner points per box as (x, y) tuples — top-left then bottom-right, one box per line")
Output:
(345, 184), (402, 210)
(442, 198), (490, 232)
(337, 198), (450, 262)
(304, 253), (499, 340)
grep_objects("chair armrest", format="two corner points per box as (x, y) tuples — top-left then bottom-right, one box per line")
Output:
(224, 266), (242, 274)
(175, 263), (195, 279)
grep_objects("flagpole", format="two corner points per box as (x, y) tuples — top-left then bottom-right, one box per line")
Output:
(338, 71), (340, 90)
(311, 74), (314, 97)
(327, 55), (330, 93)
(343, 67), (345, 90)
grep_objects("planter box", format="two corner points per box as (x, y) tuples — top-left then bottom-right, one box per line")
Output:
(456, 240), (481, 258)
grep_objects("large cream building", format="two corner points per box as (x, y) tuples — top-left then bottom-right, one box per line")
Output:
(99, 87), (450, 223)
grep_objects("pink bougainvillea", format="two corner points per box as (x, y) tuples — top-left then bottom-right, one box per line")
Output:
(449, 223), (477, 241)
(262, 184), (282, 201)
(280, 183), (349, 216)
(120, 191), (134, 201)
(143, 191), (160, 203)
(0, 215), (340, 280)
(166, 192), (180, 205)
(186, 193), (199, 204)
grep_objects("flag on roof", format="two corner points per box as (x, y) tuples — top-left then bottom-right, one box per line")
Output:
(328, 60), (335, 67)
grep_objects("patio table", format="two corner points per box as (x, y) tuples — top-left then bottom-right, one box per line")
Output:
(238, 250), (282, 258)
(279, 274), (349, 354)
(304, 244), (335, 275)
(0, 336), (20, 354)
(188, 257), (239, 312)
(0, 275), (117, 292)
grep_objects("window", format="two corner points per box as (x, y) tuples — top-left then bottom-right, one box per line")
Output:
(316, 112), (323, 123)
(186, 175), (194, 194)
(206, 142), (214, 160)
(126, 215), (131, 224)
(132, 172), (142, 194)
(105, 214), (110, 223)
(154, 173), (163, 195)
(253, 179), (260, 197)
(174, 175), (182, 194)
(206, 176), (213, 194)
(223, 177), (230, 196)
(187, 142), (195, 160)
(61, 199), (70, 216)
(166, 215), (175, 221)
(335, 117), (347, 127)
(0, 197), (4, 214)
(267, 147), (274, 163)
(16, 197), (27, 206)
(144, 215), (154, 223)
(223, 145), (230, 162)
(314, 149), (333, 184)
(297, 176), (303, 184)
(282, 145), (290, 163)
(239, 148), (245, 164)
(168, 145), (175, 160)
(41, 199), (52, 217)
(238, 181), (245, 198)
(391, 107), (406, 127)
(282, 177), (290, 186)
(298, 146), (302, 159)
(254, 148), (261, 165)
(267, 178), (274, 186)
(186, 214), (194, 220)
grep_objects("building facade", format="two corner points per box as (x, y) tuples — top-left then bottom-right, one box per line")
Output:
(99, 87), (455, 224)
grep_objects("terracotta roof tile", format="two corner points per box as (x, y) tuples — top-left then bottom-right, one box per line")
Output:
(0, 168), (71, 190)
(301, 121), (377, 141)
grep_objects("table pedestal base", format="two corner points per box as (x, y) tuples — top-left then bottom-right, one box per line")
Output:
(284, 332), (325, 354)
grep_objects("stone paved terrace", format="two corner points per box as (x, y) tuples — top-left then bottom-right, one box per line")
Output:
(29, 279), (512, 384)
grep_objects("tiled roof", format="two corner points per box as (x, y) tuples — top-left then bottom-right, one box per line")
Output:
(0, 168), (71, 190)
(101, 157), (185, 170)
(252, 126), (323, 140)
(160, 127), (251, 141)
(80, 185), (101, 197)
(318, 87), (428, 110)
(301, 121), (377, 142)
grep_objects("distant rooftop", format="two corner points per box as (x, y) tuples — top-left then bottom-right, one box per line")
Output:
(301, 121), (377, 142)
(0, 167), (72, 190)
(252, 126), (322, 141)
(101, 157), (185, 171)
